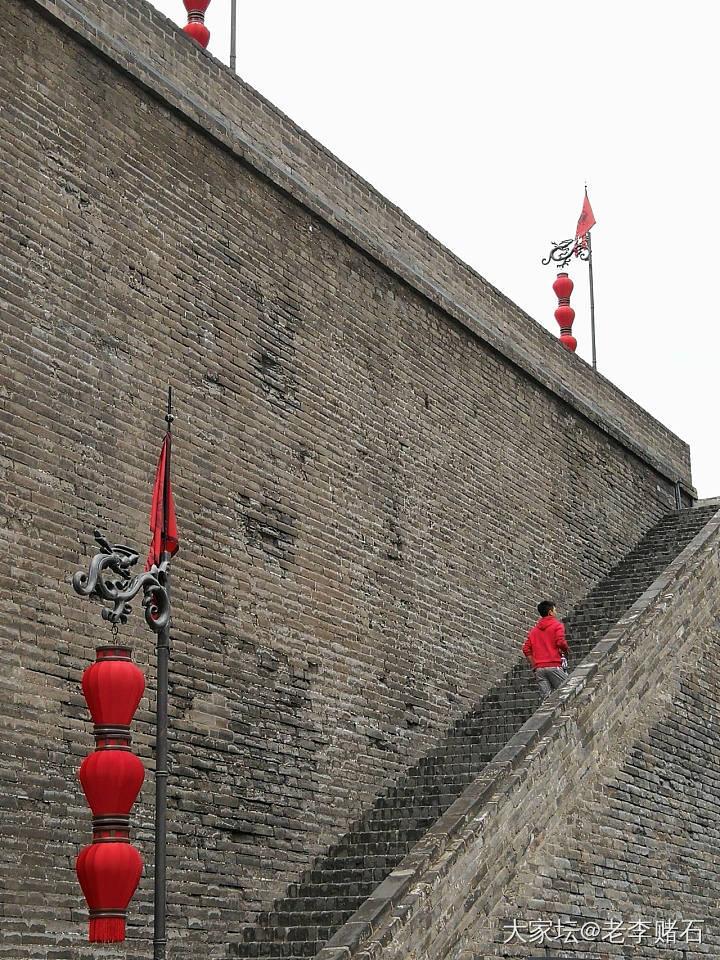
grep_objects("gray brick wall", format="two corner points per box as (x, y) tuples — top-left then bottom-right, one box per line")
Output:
(484, 672), (720, 959)
(329, 509), (720, 960)
(0, 1), (701, 957)
(22, 0), (692, 491)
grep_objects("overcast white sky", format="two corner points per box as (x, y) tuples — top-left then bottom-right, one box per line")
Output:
(151, 0), (719, 498)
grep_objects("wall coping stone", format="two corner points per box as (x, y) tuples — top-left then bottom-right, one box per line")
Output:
(317, 504), (720, 960)
(24, 0), (694, 496)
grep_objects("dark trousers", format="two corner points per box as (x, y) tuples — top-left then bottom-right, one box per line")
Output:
(534, 666), (568, 699)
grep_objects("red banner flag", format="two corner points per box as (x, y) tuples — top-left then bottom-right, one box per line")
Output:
(575, 192), (596, 241)
(145, 434), (178, 570)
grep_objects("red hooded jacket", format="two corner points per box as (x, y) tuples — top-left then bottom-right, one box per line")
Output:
(523, 616), (568, 668)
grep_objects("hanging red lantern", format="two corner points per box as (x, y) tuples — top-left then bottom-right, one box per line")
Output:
(79, 749), (145, 817)
(77, 642), (145, 942)
(81, 646), (145, 728)
(552, 272), (577, 352)
(552, 272), (573, 301)
(183, 0), (211, 47)
(76, 841), (143, 942)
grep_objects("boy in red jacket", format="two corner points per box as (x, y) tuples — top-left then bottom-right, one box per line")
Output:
(523, 600), (569, 699)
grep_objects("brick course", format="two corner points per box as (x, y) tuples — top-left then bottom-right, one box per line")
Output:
(0, 1), (704, 958)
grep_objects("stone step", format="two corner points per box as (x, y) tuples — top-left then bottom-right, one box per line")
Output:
(270, 907), (356, 929)
(363, 804), (457, 825)
(379, 787), (472, 809)
(299, 861), (402, 887)
(241, 925), (332, 946)
(273, 894), (370, 916)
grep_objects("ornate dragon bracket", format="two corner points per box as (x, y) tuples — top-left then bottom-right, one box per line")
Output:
(72, 530), (170, 633)
(542, 237), (591, 269)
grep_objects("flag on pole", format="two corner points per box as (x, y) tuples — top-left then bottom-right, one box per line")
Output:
(575, 191), (596, 249)
(145, 433), (178, 570)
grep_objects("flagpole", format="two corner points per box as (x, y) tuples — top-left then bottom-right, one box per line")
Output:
(153, 386), (173, 960)
(229, 0), (237, 71)
(587, 230), (597, 370)
(544, 187), (597, 363)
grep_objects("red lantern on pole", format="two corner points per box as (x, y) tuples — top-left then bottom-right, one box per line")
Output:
(183, 0), (211, 47)
(76, 841), (143, 943)
(553, 272), (577, 352)
(79, 749), (145, 818)
(77, 644), (145, 942)
(82, 645), (145, 728)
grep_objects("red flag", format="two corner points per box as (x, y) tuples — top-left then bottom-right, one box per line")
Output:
(145, 434), (178, 570)
(575, 192), (596, 241)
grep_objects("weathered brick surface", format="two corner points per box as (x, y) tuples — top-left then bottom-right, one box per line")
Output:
(475, 527), (720, 960)
(328, 507), (720, 960)
(482, 673), (720, 960)
(0, 1), (704, 958)
(238, 505), (719, 958)
(22, 0), (693, 491)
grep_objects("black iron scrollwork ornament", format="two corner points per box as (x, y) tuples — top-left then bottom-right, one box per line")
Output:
(542, 237), (590, 269)
(72, 530), (170, 633)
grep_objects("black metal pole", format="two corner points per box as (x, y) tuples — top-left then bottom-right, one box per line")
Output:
(153, 570), (169, 960)
(587, 230), (597, 370)
(153, 387), (173, 960)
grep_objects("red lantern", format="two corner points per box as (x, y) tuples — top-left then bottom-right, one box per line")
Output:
(183, 0), (211, 48)
(79, 749), (145, 817)
(77, 643), (145, 942)
(76, 841), (143, 943)
(552, 273), (573, 301)
(81, 646), (145, 728)
(552, 272), (577, 352)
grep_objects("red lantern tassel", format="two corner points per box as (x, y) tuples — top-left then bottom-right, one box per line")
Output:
(89, 916), (125, 942)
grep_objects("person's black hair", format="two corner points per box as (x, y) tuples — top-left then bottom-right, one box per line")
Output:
(537, 600), (555, 618)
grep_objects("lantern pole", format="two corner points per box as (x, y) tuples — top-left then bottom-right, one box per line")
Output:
(230, 0), (237, 71)
(587, 229), (597, 370)
(72, 388), (177, 954)
(71, 534), (170, 942)
(153, 579), (169, 960)
(542, 238), (591, 357)
(153, 388), (174, 960)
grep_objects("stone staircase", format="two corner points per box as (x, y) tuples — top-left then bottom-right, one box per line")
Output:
(230, 504), (718, 959)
